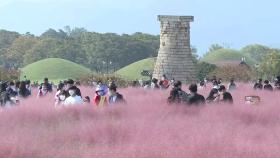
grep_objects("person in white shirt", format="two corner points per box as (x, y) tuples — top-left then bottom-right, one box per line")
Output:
(64, 86), (83, 106)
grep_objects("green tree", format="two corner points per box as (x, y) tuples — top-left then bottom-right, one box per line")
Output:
(23, 38), (63, 65)
(258, 50), (280, 79)
(196, 62), (217, 81)
(69, 27), (88, 39)
(41, 29), (67, 39)
(0, 30), (20, 49)
(0, 30), (20, 64)
(4, 36), (38, 68)
(241, 44), (272, 63)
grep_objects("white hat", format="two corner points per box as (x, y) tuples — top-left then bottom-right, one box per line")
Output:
(95, 86), (102, 92)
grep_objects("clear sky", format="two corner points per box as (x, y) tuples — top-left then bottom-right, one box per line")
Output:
(0, 0), (279, 55)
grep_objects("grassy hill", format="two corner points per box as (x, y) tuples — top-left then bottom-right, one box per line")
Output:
(116, 58), (155, 80)
(202, 49), (256, 66)
(21, 58), (92, 82)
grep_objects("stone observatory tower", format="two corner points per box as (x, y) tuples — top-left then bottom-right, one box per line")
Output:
(153, 15), (196, 83)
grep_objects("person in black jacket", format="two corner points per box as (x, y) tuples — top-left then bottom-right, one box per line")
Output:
(186, 84), (205, 106)
(263, 80), (273, 91)
(168, 81), (184, 104)
(19, 81), (31, 98)
(254, 79), (263, 90)
(108, 85), (125, 105)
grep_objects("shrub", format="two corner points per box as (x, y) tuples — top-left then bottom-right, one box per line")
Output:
(78, 74), (131, 87)
(209, 65), (255, 82)
(0, 67), (20, 81)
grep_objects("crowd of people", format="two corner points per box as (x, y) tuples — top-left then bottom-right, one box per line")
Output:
(0, 74), (280, 108)
(166, 78), (233, 105)
(54, 79), (126, 107)
(0, 78), (126, 108)
(140, 75), (280, 106)
(253, 77), (280, 91)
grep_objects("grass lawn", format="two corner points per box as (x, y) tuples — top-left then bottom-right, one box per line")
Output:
(116, 58), (155, 80)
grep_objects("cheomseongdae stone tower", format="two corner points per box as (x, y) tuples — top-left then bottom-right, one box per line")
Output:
(153, 15), (196, 83)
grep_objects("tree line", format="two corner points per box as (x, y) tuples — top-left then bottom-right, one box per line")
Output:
(0, 27), (160, 73)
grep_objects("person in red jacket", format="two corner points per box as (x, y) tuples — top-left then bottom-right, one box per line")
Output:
(94, 86), (107, 107)
(160, 75), (170, 89)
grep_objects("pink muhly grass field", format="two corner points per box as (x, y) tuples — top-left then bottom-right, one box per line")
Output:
(0, 84), (280, 158)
